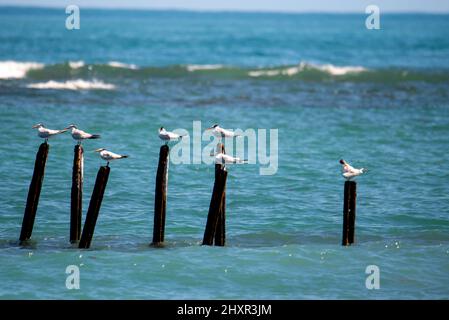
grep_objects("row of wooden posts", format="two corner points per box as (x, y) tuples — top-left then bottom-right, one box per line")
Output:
(19, 142), (357, 248)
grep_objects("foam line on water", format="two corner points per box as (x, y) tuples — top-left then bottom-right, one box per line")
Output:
(26, 79), (116, 90)
(0, 61), (44, 79)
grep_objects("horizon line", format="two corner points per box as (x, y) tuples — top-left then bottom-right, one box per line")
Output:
(1, 4), (449, 14)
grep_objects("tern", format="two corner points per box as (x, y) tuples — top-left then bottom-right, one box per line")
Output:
(32, 123), (68, 142)
(66, 124), (100, 144)
(207, 124), (240, 139)
(340, 159), (366, 180)
(215, 152), (247, 165)
(158, 127), (185, 144)
(95, 148), (129, 166)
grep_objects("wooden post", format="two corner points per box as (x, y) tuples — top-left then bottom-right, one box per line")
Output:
(19, 142), (49, 242)
(342, 180), (357, 246)
(79, 166), (110, 249)
(214, 189), (226, 246)
(348, 181), (357, 244)
(70, 145), (83, 243)
(214, 143), (226, 246)
(203, 143), (227, 246)
(151, 145), (169, 246)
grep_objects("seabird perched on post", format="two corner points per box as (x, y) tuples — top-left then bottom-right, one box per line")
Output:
(94, 148), (128, 166)
(32, 123), (68, 142)
(65, 124), (100, 145)
(158, 127), (185, 145)
(207, 124), (241, 139)
(215, 152), (247, 165)
(340, 159), (366, 180)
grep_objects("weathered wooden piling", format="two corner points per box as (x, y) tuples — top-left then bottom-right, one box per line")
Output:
(79, 166), (110, 249)
(70, 145), (83, 243)
(347, 182), (357, 244)
(151, 144), (169, 246)
(214, 143), (226, 246)
(203, 143), (227, 246)
(19, 142), (49, 242)
(214, 189), (226, 246)
(342, 180), (357, 246)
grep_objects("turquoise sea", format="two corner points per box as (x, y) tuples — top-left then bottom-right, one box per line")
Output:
(0, 7), (448, 299)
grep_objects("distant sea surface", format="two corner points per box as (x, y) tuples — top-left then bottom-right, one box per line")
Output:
(0, 7), (448, 299)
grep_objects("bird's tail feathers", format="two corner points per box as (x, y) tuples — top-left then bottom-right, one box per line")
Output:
(89, 134), (101, 139)
(120, 155), (129, 159)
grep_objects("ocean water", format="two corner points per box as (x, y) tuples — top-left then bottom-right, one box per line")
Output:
(0, 7), (449, 299)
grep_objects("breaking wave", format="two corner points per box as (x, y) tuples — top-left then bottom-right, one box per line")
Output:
(26, 79), (115, 90)
(0, 61), (44, 79)
(68, 61), (85, 69)
(107, 61), (138, 70)
(186, 64), (224, 72)
(248, 62), (367, 77)
(2, 60), (449, 83)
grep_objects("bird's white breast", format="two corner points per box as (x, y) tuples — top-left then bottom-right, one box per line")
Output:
(38, 128), (50, 138)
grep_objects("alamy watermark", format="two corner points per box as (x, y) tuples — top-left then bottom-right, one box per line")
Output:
(365, 265), (380, 289)
(165, 121), (278, 175)
(365, 5), (380, 30)
(66, 5), (80, 30)
(65, 265), (80, 289)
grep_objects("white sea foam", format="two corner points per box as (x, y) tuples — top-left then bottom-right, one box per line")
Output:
(314, 64), (367, 75)
(68, 61), (85, 69)
(248, 63), (306, 77)
(186, 64), (223, 72)
(248, 65), (304, 77)
(248, 62), (367, 77)
(27, 79), (115, 90)
(248, 70), (279, 77)
(107, 61), (138, 70)
(282, 66), (303, 76)
(0, 61), (44, 79)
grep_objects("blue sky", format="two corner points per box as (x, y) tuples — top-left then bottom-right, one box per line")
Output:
(1, 0), (449, 12)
